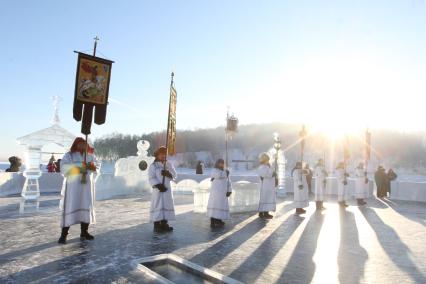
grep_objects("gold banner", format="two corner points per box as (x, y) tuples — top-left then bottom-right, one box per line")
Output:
(167, 86), (177, 155)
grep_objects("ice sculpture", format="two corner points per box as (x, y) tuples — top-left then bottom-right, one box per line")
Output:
(193, 178), (261, 213)
(95, 140), (154, 200)
(17, 97), (75, 200)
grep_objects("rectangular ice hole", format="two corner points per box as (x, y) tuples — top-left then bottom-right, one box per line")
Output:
(134, 254), (243, 284)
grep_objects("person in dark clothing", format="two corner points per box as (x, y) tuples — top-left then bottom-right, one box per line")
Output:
(387, 168), (397, 194)
(55, 159), (62, 173)
(374, 166), (389, 198)
(304, 163), (313, 194)
(5, 156), (22, 172)
(46, 155), (57, 173)
(196, 161), (204, 175)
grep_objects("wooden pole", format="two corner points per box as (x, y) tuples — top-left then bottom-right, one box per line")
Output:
(162, 72), (174, 185)
(225, 108), (230, 191)
(81, 36), (99, 184)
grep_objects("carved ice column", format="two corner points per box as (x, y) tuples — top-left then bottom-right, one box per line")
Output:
(21, 146), (42, 200)
(276, 149), (287, 197)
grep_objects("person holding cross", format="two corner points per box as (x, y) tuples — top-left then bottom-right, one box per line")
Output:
(58, 137), (97, 244)
(148, 146), (177, 233)
(257, 153), (277, 219)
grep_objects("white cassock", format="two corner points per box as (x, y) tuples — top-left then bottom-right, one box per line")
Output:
(293, 169), (309, 208)
(148, 161), (177, 222)
(60, 152), (96, 228)
(207, 168), (232, 220)
(314, 165), (327, 201)
(257, 164), (276, 212)
(355, 168), (366, 199)
(336, 168), (347, 202)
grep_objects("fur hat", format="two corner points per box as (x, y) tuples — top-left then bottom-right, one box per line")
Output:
(154, 146), (167, 157)
(258, 153), (270, 164)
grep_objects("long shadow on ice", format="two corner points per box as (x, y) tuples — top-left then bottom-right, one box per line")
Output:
(338, 208), (368, 284)
(359, 206), (426, 283)
(275, 211), (325, 284)
(189, 202), (295, 269)
(228, 214), (305, 283)
(381, 198), (425, 227)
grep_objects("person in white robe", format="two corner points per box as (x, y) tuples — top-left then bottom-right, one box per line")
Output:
(355, 162), (368, 206)
(257, 153), (277, 219)
(314, 158), (328, 210)
(207, 159), (232, 228)
(336, 162), (349, 207)
(148, 146), (177, 233)
(293, 161), (309, 214)
(58, 137), (97, 244)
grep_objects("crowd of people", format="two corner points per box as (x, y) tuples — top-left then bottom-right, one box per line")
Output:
(54, 137), (400, 243)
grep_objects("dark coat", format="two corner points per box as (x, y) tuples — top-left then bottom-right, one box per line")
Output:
(374, 168), (389, 198)
(196, 162), (203, 175)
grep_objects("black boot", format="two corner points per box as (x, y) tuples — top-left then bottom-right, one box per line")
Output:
(259, 212), (265, 218)
(217, 219), (225, 226)
(210, 218), (217, 228)
(80, 223), (94, 240)
(58, 227), (69, 244)
(154, 221), (164, 233)
(264, 212), (273, 219)
(357, 199), (367, 206)
(160, 220), (173, 232)
(295, 208), (306, 214)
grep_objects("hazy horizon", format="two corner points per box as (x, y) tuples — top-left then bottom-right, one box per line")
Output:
(3, 121), (426, 161)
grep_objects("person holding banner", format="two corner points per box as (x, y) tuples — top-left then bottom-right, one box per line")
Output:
(314, 158), (327, 210)
(355, 162), (368, 206)
(207, 159), (232, 228)
(336, 162), (349, 207)
(293, 161), (309, 214)
(148, 146), (177, 233)
(58, 137), (97, 244)
(257, 153), (277, 219)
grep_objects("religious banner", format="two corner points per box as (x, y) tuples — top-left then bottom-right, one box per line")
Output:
(73, 52), (114, 134)
(166, 83), (177, 155)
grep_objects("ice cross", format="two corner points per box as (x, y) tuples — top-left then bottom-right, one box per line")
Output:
(51, 95), (62, 125)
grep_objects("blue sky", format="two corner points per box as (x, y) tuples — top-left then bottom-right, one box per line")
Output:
(1, 0), (426, 159)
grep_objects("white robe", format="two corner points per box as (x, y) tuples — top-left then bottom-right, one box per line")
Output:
(355, 167), (367, 199)
(293, 168), (309, 208)
(60, 152), (96, 228)
(148, 161), (177, 222)
(336, 168), (347, 202)
(207, 168), (232, 220)
(314, 165), (327, 201)
(257, 164), (276, 212)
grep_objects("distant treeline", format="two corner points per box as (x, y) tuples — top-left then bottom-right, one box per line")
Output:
(93, 123), (426, 168)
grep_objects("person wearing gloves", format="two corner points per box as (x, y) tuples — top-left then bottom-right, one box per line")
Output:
(207, 159), (232, 228)
(58, 137), (97, 244)
(314, 158), (328, 211)
(293, 161), (309, 214)
(336, 162), (349, 208)
(355, 162), (368, 206)
(257, 153), (277, 219)
(148, 146), (177, 233)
